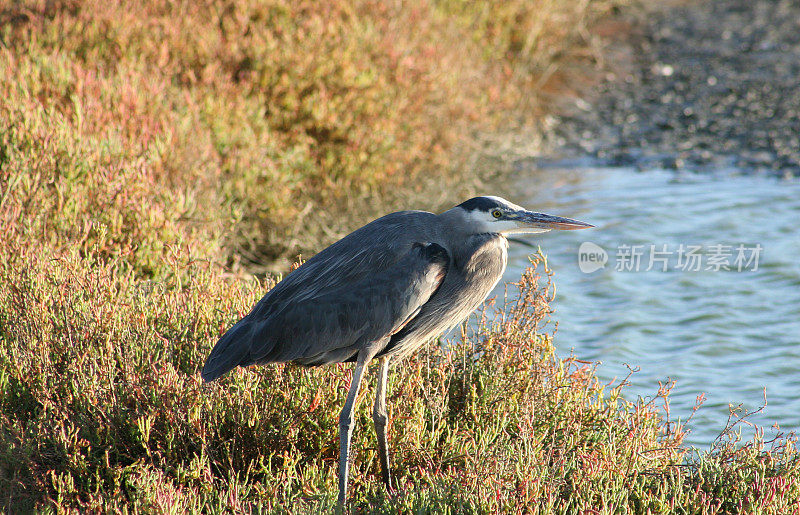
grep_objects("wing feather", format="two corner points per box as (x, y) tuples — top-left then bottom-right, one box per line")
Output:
(201, 217), (447, 382)
(248, 242), (448, 366)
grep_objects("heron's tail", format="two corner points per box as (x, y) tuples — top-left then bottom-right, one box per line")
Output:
(201, 320), (253, 382)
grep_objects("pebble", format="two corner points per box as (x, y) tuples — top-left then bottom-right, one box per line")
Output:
(541, 0), (800, 176)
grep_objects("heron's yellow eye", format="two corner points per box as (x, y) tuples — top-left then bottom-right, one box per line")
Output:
(491, 209), (502, 219)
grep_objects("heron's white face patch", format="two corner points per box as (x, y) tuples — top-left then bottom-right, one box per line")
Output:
(462, 200), (552, 235)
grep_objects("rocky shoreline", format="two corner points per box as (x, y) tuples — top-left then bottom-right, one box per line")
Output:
(542, 0), (800, 177)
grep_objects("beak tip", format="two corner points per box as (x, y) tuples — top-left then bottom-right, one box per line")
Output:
(556, 219), (594, 230)
(563, 223), (594, 230)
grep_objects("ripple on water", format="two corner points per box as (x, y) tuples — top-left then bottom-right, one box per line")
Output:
(499, 167), (800, 447)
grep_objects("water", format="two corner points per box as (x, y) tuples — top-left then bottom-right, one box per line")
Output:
(498, 167), (800, 448)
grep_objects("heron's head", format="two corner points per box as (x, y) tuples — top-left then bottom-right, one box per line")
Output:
(453, 196), (593, 235)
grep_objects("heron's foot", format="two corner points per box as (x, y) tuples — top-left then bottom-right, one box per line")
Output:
(383, 480), (403, 500)
(378, 471), (393, 492)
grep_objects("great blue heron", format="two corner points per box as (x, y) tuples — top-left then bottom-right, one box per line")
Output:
(201, 196), (592, 504)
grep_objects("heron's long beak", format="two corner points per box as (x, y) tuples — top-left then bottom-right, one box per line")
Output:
(523, 211), (594, 230)
(511, 210), (594, 233)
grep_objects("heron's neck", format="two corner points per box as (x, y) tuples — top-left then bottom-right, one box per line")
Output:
(450, 232), (508, 275)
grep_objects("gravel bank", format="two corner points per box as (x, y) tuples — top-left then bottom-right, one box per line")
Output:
(542, 0), (800, 177)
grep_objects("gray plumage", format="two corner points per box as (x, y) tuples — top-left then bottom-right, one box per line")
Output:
(202, 211), (503, 379)
(201, 196), (592, 504)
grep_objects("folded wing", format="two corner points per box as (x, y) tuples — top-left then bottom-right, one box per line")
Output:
(201, 242), (448, 381)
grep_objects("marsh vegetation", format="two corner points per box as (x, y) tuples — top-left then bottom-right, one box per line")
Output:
(1, 0), (799, 512)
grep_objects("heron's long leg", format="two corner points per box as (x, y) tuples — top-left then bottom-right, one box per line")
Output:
(338, 358), (368, 505)
(372, 356), (392, 488)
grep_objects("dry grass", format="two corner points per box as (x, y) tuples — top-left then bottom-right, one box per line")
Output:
(2, 0), (624, 271)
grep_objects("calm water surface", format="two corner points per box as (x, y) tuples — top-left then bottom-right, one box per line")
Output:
(497, 167), (800, 448)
